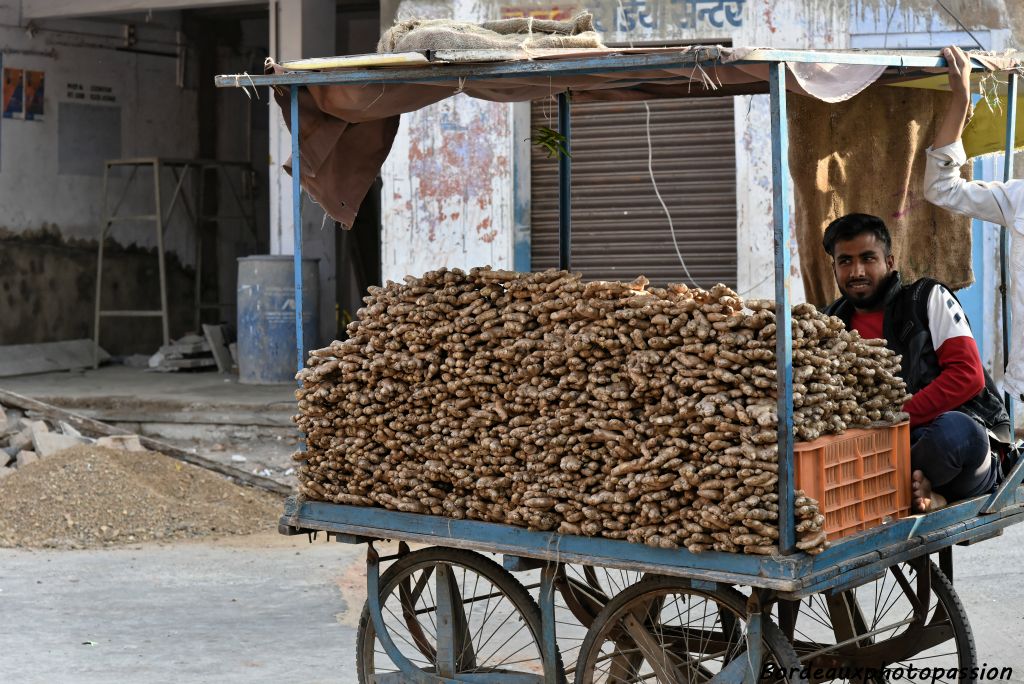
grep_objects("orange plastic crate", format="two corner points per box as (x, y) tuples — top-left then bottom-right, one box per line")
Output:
(793, 422), (911, 541)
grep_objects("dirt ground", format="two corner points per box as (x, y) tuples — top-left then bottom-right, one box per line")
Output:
(0, 446), (282, 549)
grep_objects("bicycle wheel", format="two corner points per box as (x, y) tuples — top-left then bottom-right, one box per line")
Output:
(357, 546), (564, 682)
(575, 576), (801, 683)
(776, 559), (976, 682)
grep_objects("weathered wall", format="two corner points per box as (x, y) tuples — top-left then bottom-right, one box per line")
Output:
(0, 230), (195, 354)
(0, 10), (198, 250)
(0, 6), (200, 348)
(380, 0), (514, 283)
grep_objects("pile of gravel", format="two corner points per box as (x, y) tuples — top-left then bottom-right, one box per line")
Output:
(0, 446), (281, 549)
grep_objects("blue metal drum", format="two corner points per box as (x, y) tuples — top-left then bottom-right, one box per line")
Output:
(236, 255), (319, 384)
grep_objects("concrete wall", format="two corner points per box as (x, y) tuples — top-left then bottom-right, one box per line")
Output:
(0, 6), (200, 350)
(0, 10), (199, 252)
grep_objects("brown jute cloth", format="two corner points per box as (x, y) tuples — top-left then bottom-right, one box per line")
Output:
(788, 85), (974, 307)
(377, 13), (603, 53)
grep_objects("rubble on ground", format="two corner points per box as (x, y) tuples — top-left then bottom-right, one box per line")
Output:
(0, 403), (282, 548)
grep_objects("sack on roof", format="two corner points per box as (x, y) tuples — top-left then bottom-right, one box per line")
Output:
(377, 12), (604, 53)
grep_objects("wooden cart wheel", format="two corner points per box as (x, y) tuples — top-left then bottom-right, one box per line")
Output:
(556, 565), (646, 627)
(356, 547), (565, 683)
(574, 576), (802, 683)
(775, 559), (976, 683)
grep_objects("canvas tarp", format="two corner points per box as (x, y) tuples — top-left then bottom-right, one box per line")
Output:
(788, 85), (974, 306)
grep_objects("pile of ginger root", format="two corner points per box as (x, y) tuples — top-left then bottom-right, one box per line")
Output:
(294, 267), (909, 555)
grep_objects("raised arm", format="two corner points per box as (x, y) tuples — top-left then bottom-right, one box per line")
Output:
(932, 46), (972, 150)
(923, 46), (1016, 227)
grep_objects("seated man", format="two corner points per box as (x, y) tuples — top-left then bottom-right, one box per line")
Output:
(822, 213), (1010, 511)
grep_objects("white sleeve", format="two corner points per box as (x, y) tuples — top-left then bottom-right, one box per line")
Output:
(926, 284), (974, 350)
(923, 140), (1020, 232)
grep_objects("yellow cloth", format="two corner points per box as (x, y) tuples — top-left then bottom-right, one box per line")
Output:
(961, 95), (1024, 158)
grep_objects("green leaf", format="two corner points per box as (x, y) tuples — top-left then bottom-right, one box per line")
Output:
(529, 126), (571, 160)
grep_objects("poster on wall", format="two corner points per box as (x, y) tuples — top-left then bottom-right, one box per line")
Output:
(3, 67), (24, 119)
(24, 71), (44, 121)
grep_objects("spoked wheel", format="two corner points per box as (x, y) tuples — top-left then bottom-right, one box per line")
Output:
(575, 576), (801, 683)
(556, 565), (646, 627)
(776, 559), (976, 683)
(553, 565), (647, 677)
(357, 547), (564, 683)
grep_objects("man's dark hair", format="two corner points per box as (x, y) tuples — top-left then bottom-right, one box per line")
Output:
(822, 213), (892, 257)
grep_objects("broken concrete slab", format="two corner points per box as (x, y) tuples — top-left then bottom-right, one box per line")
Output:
(0, 404), (7, 432)
(95, 435), (147, 452)
(8, 428), (34, 452)
(0, 339), (111, 377)
(28, 420), (50, 436)
(32, 431), (86, 458)
(0, 465), (14, 479)
(16, 450), (38, 467)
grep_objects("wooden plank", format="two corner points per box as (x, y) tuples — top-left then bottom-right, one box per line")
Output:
(0, 340), (110, 377)
(785, 509), (1024, 598)
(279, 499), (806, 590)
(283, 52), (430, 70)
(63, 408), (292, 428)
(202, 324), (234, 374)
(0, 388), (291, 496)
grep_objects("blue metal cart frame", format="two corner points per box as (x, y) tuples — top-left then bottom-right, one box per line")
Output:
(217, 48), (1024, 683)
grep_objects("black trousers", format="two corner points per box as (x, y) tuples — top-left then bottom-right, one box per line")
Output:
(910, 411), (999, 502)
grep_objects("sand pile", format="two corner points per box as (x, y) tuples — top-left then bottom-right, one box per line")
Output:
(0, 446), (281, 549)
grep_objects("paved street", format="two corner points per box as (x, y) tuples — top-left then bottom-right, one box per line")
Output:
(1, 524), (1022, 683)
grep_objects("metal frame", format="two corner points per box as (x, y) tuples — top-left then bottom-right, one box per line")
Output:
(215, 49), (993, 90)
(219, 48), (1023, 682)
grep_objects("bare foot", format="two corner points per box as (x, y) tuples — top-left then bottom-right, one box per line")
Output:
(911, 470), (947, 512)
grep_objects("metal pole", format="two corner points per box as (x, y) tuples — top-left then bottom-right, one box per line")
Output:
(153, 160), (171, 347)
(1001, 74), (1017, 429)
(539, 564), (559, 684)
(291, 85), (304, 377)
(94, 163), (110, 369)
(769, 63), (796, 555)
(557, 92), (571, 271)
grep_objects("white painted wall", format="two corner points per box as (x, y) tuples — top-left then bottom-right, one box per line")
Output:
(0, 9), (199, 262)
(379, 0), (516, 283)
(382, 96), (514, 281)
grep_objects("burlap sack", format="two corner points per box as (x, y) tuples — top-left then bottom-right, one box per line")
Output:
(377, 12), (603, 54)
(788, 85), (974, 307)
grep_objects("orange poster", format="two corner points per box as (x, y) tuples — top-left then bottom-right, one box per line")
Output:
(3, 67), (23, 119)
(24, 70), (44, 121)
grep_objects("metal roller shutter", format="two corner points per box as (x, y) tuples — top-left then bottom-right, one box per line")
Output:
(530, 97), (737, 288)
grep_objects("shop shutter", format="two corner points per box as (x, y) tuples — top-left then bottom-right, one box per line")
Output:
(530, 97), (737, 288)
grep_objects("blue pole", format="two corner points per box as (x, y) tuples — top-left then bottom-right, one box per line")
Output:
(291, 85), (304, 378)
(1001, 74), (1016, 429)
(769, 63), (795, 555)
(558, 92), (571, 271)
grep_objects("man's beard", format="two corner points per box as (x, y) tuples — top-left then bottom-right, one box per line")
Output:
(843, 272), (895, 310)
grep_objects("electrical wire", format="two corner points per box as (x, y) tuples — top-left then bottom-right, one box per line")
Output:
(935, 0), (984, 50)
(644, 101), (699, 287)
(615, 0), (701, 287)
